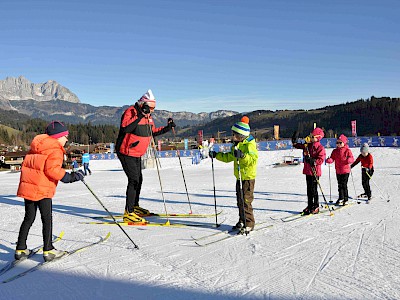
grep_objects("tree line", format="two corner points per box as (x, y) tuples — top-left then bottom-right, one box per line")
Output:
(1, 96), (399, 148)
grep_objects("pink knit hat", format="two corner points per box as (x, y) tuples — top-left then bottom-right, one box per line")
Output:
(311, 127), (324, 141)
(337, 134), (348, 144)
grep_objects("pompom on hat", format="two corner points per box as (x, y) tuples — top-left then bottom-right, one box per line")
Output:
(45, 121), (69, 139)
(231, 116), (250, 137)
(311, 127), (324, 141)
(138, 89), (156, 108)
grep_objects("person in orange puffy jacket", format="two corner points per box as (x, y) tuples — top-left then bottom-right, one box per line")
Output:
(326, 134), (354, 206)
(15, 121), (85, 262)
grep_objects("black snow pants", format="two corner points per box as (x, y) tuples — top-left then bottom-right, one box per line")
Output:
(118, 153), (143, 213)
(16, 198), (54, 251)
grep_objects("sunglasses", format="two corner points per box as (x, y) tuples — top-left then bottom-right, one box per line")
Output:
(336, 141), (343, 144)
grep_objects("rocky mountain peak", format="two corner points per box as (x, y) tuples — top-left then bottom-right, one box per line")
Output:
(0, 76), (80, 105)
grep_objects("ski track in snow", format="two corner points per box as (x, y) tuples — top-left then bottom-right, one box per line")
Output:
(0, 148), (400, 299)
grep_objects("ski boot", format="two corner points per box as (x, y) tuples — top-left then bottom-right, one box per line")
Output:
(43, 249), (67, 262)
(301, 207), (310, 215)
(335, 199), (343, 206)
(123, 210), (147, 223)
(357, 193), (367, 199)
(311, 207), (319, 214)
(342, 200), (348, 206)
(14, 249), (30, 260)
(133, 206), (151, 216)
(232, 221), (244, 231)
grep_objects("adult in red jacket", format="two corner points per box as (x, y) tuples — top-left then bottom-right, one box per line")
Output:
(16, 121), (85, 262)
(292, 127), (326, 214)
(116, 89), (175, 222)
(326, 134), (354, 205)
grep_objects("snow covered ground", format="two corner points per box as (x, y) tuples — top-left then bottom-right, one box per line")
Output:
(1, 147), (399, 300)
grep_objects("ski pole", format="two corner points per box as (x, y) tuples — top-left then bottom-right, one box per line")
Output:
(350, 169), (358, 199)
(304, 144), (333, 215)
(310, 165), (333, 215)
(82, 180), (139, 249)
(236, 147), (248, 234)
(328, 163), (332, 203)
(172, 128), (193, 214)
(146, 122), (170, 223)
(210, 151), (219, 227)
(365, 171), (390, 202)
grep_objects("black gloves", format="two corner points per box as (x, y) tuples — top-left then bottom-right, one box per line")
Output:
(304, 156), (316, 166)
(209, 150), (217, 158)
(234, 149), (245, 159)
(61, 170), (85, 183)
(141, 103), (151, 114)
(167, 118), (176, 129)
(365, 167), (374, 177)
(291, 131), (299, 144)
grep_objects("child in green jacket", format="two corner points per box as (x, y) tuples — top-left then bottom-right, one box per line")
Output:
(210, 116), (258, 233)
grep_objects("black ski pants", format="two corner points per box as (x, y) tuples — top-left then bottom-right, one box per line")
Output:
(236, 179), (255, 229)
(118, 153), (143, 213)
(306, 175), (319, 209)
(361, 168), (372, 198)
(336, 173), (350, 201)
(16, 198), (54, 251)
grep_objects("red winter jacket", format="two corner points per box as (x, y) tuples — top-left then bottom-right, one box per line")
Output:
(326, 146), (354, 174)
(116, 103), (170, 157)
(294, 141), (326, 176)
(351, 153), (374, 169)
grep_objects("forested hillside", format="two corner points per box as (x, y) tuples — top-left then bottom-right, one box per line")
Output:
(1, 96), (399, 147)
(182, 97), (400, 139)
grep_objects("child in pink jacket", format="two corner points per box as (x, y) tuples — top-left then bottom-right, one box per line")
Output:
(292, 127), (326, 214)
(326, 134), (354, 205)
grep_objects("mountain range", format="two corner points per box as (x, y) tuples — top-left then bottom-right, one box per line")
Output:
(1, 76), (399, 140)
(0, 76), (238, 127)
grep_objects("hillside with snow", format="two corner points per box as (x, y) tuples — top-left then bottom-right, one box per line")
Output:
(0, 147), (399, 299)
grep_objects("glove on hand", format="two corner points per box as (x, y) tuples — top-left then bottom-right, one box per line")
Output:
(141, 103), (151, 115)
(209, 150), (217, 158)
(234, 149), (245, 159)
(365, 167), (374, 177)
(304, 156), (316, 166)
(61, 170), (85, 183)
(291, 131), (299, 144)
(167, 118), (176, 129)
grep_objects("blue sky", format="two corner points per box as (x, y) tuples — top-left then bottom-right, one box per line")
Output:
(1, 0), (399, 113)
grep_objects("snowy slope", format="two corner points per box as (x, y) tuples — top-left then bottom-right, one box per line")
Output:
(1, 147), (399, 300)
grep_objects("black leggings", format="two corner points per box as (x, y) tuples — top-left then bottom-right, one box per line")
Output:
(16, 198), (54, 251)
(362, 169), (372, 197)
(306, 175), (319, 209)
(336, 173), (350, 201)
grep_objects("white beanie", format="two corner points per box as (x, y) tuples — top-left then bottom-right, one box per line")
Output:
(138, 89), (156, 106)
(360, 143), (369, 154)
